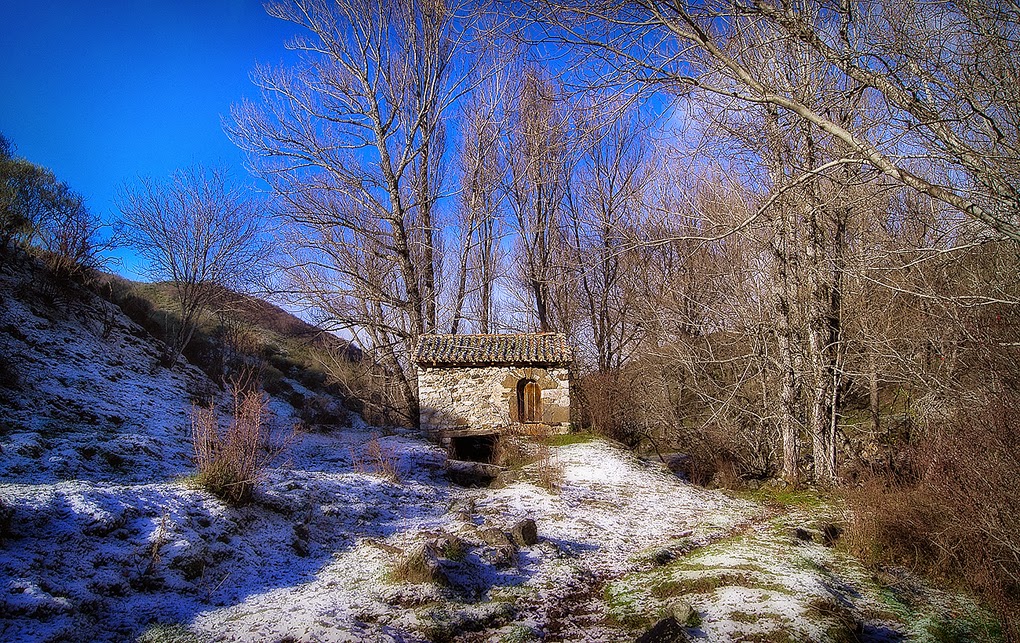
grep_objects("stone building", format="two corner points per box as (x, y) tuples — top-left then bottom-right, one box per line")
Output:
(414, 333), (572, 460)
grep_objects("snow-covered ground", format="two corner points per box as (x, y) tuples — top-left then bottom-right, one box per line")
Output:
(0, 260), (1001, 642)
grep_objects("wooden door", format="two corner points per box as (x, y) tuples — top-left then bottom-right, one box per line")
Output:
(517, 379), (542, 423)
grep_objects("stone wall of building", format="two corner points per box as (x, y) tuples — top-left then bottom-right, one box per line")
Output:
(417, 365), (571, 435)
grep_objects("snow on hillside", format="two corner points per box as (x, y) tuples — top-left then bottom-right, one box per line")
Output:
(1, 259), (995, 642)
(0, 262), (209, 485)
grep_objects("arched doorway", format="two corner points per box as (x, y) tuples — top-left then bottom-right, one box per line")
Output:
(517, 378), (542, 423)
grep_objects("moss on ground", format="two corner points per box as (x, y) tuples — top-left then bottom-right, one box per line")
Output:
(544, 433), (596, 447)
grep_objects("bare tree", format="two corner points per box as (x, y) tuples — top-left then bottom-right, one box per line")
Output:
(564, 100), (648, 372)
(117, 165), (266, 364)
(450, 74), (507, 334)
(534, 0), (1020, 240)
(505, 67), (573, 331)
(36, 183), (110, 280)
(1, 136), (59, 255)
(229, 0), (498, 423)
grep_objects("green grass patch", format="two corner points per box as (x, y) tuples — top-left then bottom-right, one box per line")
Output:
(136, 623), (204, 643)
(735, 487), (829, 509)
(544, 432), (596, 447)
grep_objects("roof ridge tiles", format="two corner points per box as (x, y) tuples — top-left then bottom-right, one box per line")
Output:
(414, 332), (572, 366)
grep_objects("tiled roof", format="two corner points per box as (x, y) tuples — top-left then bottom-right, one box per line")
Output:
(414, 333), (572, 366)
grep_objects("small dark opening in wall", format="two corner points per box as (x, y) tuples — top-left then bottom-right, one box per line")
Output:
(450, 434), (497, 463)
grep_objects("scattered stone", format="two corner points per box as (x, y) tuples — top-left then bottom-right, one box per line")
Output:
(668, 600), (699, 627)
(821, 523), (843, 546)
(509, 519), (538, 546)
(393, 543), (448, 586)
(635, 616), (689, 642)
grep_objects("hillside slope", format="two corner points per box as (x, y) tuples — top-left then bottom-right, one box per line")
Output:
(0, 257), (213, 484)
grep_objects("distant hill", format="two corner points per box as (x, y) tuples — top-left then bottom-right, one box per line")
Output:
(92, 275), (362, 420)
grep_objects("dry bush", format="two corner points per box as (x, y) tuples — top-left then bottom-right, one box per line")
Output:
(532, 440), (564, 492)
(844, 395), (1020, 637)
(366, 436), (400, 482)
(573, 371), (644, 446)
(191, 382), (281, 505)
(351, 435), (401, 482)
(36, 193), (110, 282)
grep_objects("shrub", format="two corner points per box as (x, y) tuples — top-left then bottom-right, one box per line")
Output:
(191, 383), (281, 505)
(366, 435), (400, 482)
(351, 435), (400, 482)
(36, 191), (110, 283)
(843, 395), (1020, 638)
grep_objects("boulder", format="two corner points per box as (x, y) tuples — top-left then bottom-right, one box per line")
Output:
(668, 601), (699, 627)
(509, 519), (538, 546)
(393, 543), (448, 586)
(479, 527), (513, 548)
(635, 616), (689, 643)
(447, 459), (502, 487)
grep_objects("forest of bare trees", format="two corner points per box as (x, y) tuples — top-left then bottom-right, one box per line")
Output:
(227, 0), (1019, 629)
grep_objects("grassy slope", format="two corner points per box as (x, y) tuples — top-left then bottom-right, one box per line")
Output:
(94, 276), (361, 410)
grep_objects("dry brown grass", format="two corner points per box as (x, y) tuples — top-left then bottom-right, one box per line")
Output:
(493, 423), (564, 491)
(843, 395), (1020, 638)
(191, 381), (282, 505)
(366, 436), (400, 482)
(351, 435), (401, 483)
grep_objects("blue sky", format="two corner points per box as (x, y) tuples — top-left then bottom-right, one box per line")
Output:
(0, 1), (298, 277)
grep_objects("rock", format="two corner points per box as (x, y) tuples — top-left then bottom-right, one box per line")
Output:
(490, 468), (523, 488)
(477, 527), (517, 568)
(509, 519), (538, 546)
(761, 478), (789, 491)
(479, 527), (513, 548)
(484, 544), (518, 569)
(393, 543), (448, 586)
(652, 548), (676, 566)
(668, 600), (699, 627)
(635, 616), (689, 643)
(0, 498), (14, 540)
(291, 537), (309, 557)
(447, 459), (502, 487)
(428, 533), (466, 561)
(821, 523), (843, 546)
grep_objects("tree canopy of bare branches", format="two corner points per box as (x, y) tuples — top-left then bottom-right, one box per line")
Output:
(229, 0), (504, 422)
(117, 165), (266, 363)
(533, 0), (1020, 240)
